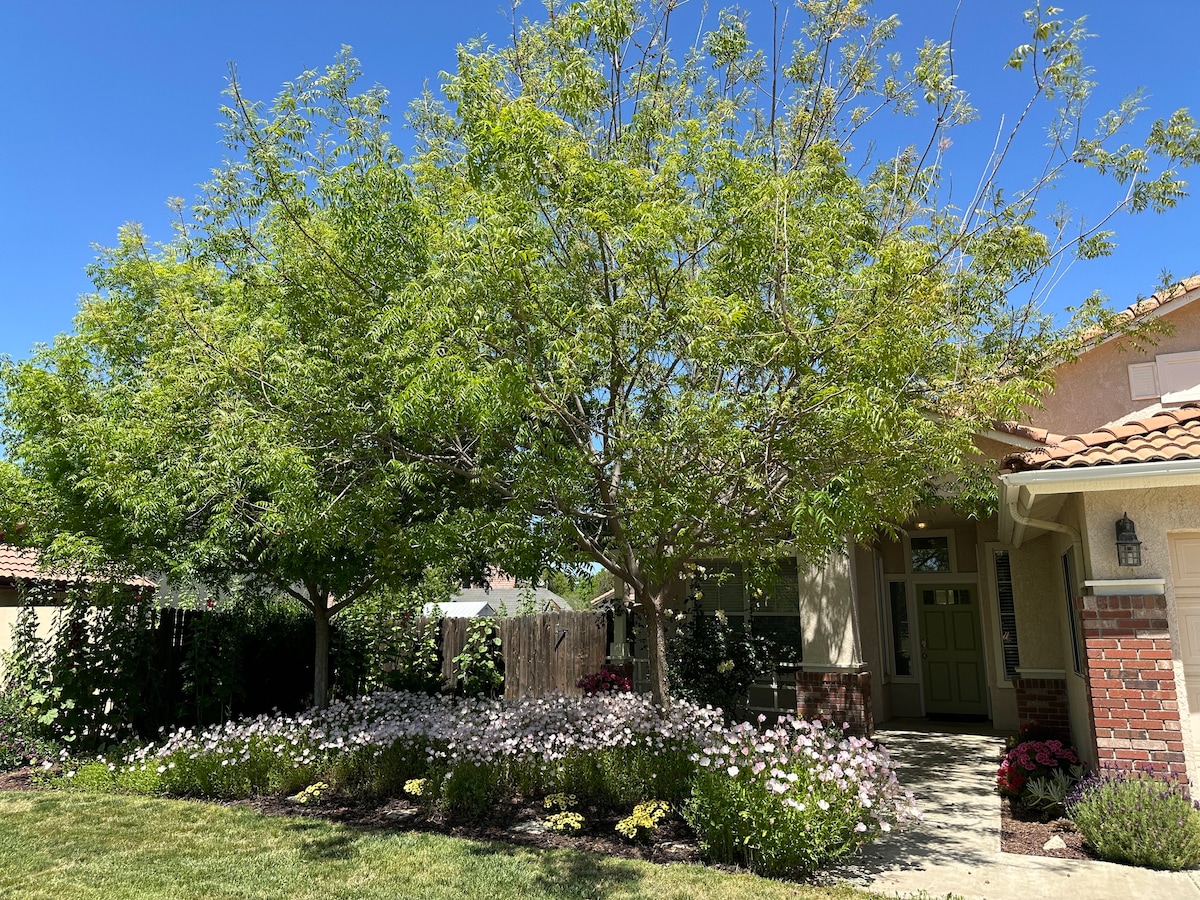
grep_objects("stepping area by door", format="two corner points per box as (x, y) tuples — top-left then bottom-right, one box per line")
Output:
(826, 721), (1200, 900)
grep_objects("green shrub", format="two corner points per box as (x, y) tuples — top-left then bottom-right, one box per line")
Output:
(0, 690), (59, 770)
(667, 594), (773, 722)
(1023, 764), (1087, 819)
(1067, 768), (1200, 870)
(684, 719), (918, 877)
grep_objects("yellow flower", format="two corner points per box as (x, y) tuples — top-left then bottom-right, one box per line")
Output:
(404, 778), (428, 797)
(545, 811), (584, 833)
(543, 792), (577, 811)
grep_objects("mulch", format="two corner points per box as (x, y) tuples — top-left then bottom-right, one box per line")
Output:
(227, 792), (710, 866)
(999, 796), (1095, 861)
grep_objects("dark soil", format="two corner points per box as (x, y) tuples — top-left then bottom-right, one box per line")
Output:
(999, 796), (1094, 861)
(228, 792), (710, 866)
(0, 767), (38, 791)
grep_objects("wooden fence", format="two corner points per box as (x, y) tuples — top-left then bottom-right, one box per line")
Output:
(434, 610), (609, 699)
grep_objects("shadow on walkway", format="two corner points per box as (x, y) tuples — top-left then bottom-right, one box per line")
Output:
(826, 719), (1200, 900)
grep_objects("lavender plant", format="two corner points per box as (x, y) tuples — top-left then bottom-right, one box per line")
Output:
(1067, 767), (1200, 870)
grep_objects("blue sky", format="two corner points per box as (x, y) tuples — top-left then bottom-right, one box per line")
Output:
(3, 1), (1198, 363)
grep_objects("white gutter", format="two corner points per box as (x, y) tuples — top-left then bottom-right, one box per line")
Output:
(1002, 458), (1200, 495)
(998, 457), (1200, 547)
(980, 429), (1051, 451)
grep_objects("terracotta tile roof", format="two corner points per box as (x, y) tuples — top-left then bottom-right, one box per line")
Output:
(0, 543), (156, 589)
(1002, 405), (1200, 472)
(1079, 275), (1200, 344)
(0, 544), (48, 582)
(989, 421), (1061, 445)
(1121, 275), (1200, 318)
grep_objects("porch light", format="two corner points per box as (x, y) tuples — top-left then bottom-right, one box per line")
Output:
(1115, 513), (1142, 567)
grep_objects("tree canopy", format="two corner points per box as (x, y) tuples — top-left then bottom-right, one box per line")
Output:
(4, 1), (1199, 707)
(392, 0), (1200, 702)
(0, 59), (492, 707)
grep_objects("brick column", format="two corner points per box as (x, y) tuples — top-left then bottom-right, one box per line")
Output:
(796, 669), (873, 737)
(1078, 594), (1186, 779)
(1013, 675), (1071, 741)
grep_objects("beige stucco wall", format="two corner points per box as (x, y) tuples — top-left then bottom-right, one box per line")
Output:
(1033, 298), (1200, 435)
(797, 547), (861, 669)
(1008, 496), (1096, 758)
(1081, 486), (1200, 582)
(0, 589), (58, 676)
(1009, 534), (1065, 669)
(1079, 486), (1200, 774)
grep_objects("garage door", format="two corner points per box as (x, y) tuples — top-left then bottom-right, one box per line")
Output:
(1169, 534), (1200, 713)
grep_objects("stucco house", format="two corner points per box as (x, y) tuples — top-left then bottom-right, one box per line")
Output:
(0, 543), (158, 665)
(664, 277), (1200, 781)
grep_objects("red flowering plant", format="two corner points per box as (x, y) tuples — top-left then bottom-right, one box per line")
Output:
(576, 667), (633, 695)
(996, 738), (1081, 798)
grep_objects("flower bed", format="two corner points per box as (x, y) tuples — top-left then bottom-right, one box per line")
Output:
(60, 690), (918, 878)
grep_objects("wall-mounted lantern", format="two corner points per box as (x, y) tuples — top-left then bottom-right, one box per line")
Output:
(1115, 513), (1143, 567)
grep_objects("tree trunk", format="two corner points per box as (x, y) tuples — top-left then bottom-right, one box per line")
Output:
(313, 598), (332, 710)
(637, 584), (673, 708)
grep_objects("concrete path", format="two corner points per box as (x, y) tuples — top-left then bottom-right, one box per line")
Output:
(826, 721), (1200, 900)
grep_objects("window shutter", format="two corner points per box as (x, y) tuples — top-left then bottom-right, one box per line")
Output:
(994, 550), (1020, 681)
(1127, 362), (1159, 400)
(1157, 350), (1200, 403)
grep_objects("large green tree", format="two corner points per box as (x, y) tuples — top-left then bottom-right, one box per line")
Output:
(0, 57), (490, 708)
(391, 0), (1200, 704)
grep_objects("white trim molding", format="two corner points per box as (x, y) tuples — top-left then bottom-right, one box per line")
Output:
(1014, 667), (1067, 680)
(1083, 578), (1167, 596)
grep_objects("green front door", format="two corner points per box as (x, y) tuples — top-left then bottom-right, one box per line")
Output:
(917, 584), (989, 717)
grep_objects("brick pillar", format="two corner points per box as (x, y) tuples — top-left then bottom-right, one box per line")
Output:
(1078, 594), (1187, 779)
(1013, 676), (1071, 741)
(796, 669), (873, 737)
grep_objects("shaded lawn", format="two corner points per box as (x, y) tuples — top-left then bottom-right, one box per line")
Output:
(0, 792), (882, 900)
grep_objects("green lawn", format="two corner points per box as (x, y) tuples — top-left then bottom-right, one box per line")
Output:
(0, 792), (885, 900)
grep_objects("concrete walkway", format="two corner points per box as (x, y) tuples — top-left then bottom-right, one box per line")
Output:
(826, 721), (1200, 900)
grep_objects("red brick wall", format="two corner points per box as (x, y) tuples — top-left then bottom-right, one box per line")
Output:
(796, 670), (873, 737)
(1078, 594), (1187, 779)
(1013, 677), (1071, 740)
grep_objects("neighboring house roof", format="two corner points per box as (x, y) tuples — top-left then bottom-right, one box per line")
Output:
(424, 600), (497, 618)
(0, 543), (156, 590)
(428, 588), (571, 618)
(1002, 405), (1200, 473)
(454, 587), (570, 615)
(0, 544), (47, 583)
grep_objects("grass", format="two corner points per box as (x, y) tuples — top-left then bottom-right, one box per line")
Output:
(0, 791), (884, 900)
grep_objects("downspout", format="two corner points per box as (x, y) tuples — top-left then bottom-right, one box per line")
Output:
(1007, 499), (1081, 546)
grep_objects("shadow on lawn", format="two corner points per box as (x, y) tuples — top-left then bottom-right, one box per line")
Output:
(276, 815), (650, 893)
(283, 819), (363, 861)
(460, 835), (648, 895)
